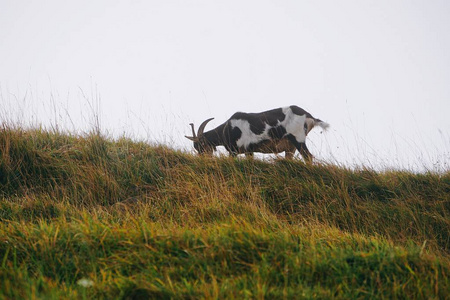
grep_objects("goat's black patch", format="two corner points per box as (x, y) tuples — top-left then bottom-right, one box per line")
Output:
(246, 140), (269, 152)
(290, 105), (313, 119)
(230, 108), (286, 135)
(260, 108), (286, 126)
(222, 123), (242, 153)
(268, 126), (287, 139)
(229, 125), (242, 143)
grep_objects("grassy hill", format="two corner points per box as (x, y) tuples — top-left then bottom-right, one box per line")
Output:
(0, 126), (449, 299)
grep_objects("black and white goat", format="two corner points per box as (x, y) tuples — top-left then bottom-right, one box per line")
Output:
(185, 105), (329, 161)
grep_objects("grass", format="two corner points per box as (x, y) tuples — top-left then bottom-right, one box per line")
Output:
(0, 125), (449, 299)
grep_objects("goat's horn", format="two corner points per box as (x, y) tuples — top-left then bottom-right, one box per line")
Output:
(189, 123), (196, 138)
(185, 136), (196, 141)
(197, 118), (214, 137)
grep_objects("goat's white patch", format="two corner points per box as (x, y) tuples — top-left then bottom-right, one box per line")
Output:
(280, 107), (307, 143)
(230, 119), (272, 149)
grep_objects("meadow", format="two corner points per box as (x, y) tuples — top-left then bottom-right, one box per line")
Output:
(0, 125), (449, 299)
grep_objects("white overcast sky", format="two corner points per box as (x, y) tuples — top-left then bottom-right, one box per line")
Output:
(1, 0), (449, 171)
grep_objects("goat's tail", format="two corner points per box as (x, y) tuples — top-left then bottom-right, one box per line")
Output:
(314, 118), (330, 131)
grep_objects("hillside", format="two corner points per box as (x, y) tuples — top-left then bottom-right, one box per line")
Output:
(0, 127), (449, 299)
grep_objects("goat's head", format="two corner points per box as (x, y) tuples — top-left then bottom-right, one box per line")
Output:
(185, 118), (215, 155)
(304, 118), (315, 135)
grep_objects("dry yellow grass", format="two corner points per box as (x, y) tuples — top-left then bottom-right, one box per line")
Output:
(0, 126), (449, 298)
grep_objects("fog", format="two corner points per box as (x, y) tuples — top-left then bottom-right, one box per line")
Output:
(1, 0), (449, 171)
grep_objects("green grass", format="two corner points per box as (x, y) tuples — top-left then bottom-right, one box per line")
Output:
(0, 125), (449, 299)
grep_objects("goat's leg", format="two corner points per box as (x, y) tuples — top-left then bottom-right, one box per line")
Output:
(285, 151), (294, 159)
(287, 135), (313, 162)
(224, 145), (239, 158)
(298, 143), (313, 162)
(284, 142), (297, 159)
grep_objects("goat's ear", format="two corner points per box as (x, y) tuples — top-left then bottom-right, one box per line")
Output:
(185, 136), (197, 141)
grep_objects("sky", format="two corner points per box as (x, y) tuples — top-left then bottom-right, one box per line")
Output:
(1, 0), (449, 172)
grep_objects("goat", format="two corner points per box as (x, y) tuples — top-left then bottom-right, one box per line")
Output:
(185, 105), (329, 161)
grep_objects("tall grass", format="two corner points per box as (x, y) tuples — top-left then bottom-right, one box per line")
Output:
(0, 125), (449, 299)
